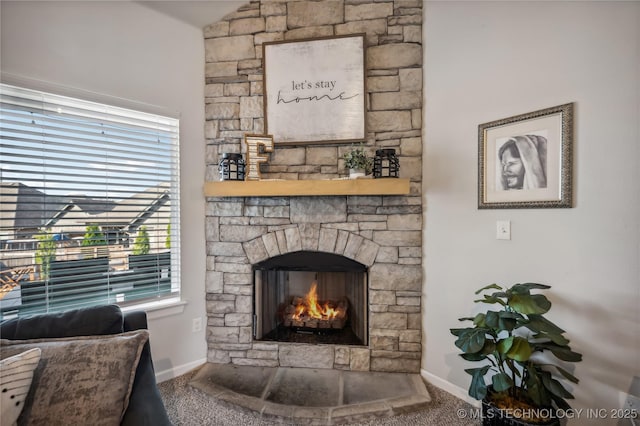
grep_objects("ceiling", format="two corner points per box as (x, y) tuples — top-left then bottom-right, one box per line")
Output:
(136, 1), (246, 29)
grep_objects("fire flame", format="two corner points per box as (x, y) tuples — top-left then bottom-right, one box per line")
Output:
(292, 281), (342, 321)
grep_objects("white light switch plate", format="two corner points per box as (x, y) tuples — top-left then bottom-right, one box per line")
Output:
(496, 220), (511, 240)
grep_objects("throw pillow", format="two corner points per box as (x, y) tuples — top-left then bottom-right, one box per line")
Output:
(0, 348), (41, 426)
(0, 329), (149, 426)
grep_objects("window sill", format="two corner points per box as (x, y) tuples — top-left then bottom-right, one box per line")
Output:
(120, 297), (187, 321)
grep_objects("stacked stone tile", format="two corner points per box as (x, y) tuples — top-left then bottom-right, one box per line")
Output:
(204, 0), (423, 373)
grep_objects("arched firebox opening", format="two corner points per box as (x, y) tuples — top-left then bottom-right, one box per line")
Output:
(253, 251), (368, 346)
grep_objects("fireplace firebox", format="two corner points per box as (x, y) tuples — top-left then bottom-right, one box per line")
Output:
(253, 251), (368, 346)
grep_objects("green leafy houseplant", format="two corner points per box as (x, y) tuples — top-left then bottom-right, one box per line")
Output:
(342, 144), (373, 175)
(451, 283), (582, 424)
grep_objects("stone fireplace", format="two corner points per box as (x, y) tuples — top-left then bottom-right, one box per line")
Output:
(205, 194), (422, 373)
(203, 1), (423, 374)
(253, 250), (368, 347)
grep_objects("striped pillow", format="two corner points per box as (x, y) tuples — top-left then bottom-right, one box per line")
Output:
(0, 348), (41, 426)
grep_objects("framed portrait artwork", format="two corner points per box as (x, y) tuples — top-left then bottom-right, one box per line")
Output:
(478, 103), (574, 209)
(262, 34), (366, 145)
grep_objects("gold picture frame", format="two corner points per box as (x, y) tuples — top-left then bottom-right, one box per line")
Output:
(478, 103), (574, 209)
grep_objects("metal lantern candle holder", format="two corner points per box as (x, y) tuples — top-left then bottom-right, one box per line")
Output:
(218, 153), (246, 181)
(373, 148), (399, 178)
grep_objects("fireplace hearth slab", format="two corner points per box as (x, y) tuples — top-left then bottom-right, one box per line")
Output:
(265, 367), (341, 407)
(195, 363), (275, 398)
(189, 363), (432, 424)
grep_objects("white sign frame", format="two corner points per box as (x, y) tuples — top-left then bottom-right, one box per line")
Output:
(263, 34), (366, 145)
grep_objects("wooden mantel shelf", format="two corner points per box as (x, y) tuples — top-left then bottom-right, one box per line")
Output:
(203, 178), (410, 197)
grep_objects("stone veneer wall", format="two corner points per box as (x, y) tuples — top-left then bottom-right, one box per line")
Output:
(204, 0), (423, 373)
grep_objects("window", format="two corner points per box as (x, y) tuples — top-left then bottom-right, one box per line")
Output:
(0, 83), (180, 319)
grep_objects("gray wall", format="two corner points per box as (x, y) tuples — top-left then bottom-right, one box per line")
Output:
(423, 1), (640, 423)
(0, 0), (237, 380)
(2, 2), (639, 420)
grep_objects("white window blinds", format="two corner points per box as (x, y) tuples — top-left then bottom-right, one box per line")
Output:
(0, 83), (180, 318)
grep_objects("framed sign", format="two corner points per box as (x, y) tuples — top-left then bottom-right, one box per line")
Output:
(478, 103), (574, 209)
(263, 34), (366, 145)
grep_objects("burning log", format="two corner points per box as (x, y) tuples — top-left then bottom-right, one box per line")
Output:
(281, 281), (348, 330)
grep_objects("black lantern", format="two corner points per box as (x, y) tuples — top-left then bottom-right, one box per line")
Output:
(373, 148), (399, 178)
(218, 153), (246, 181)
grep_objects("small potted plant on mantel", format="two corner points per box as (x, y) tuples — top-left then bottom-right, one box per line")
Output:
(343, 144), (373, 179)
(450, 283), (582, 426)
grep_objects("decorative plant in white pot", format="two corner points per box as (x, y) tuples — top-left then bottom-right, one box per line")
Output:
(343, 144), (373, 178)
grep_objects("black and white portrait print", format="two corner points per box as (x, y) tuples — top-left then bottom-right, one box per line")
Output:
(497, 134), (548, 191)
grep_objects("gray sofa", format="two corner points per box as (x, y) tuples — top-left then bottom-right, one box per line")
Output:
(0, 304), (171, 425)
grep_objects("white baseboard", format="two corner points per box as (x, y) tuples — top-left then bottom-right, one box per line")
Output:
(421, 369), (481, 408)
(155, 358), (207, 384)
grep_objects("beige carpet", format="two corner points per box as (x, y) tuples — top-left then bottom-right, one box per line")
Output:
(158, 368), (481, 425)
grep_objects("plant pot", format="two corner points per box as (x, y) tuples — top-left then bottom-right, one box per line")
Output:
(481, 398), (559, 426)
(349, 168), (366, 179)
